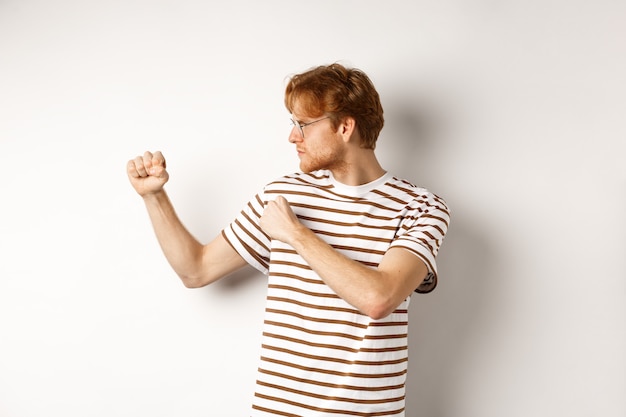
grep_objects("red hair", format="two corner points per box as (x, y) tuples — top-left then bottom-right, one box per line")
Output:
(285, 63), (384, 149)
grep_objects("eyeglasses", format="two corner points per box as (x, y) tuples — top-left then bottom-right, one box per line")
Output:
(290, 116), (331, 138)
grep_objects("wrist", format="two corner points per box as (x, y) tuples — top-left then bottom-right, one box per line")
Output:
(142, 189), (168, 204)
(288, 223), (313, 250)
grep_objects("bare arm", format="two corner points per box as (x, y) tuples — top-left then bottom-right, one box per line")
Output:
(260, 196), (428, 320)
(127, 151), (247, 287)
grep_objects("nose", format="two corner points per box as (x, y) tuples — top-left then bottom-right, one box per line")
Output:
(288, 126), (302, 143)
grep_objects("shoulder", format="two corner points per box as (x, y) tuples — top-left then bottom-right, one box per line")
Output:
(381, 175), (450, 213)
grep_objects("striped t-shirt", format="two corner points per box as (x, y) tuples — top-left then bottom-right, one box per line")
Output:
(222, 170), (450, 417)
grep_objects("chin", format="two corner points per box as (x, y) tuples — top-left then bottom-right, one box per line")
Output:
(300, 162), (324, 173)
(299, 154), (341, 173)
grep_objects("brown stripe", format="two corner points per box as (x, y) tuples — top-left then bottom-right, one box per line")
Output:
(262, 344), (408, 366)
(370, 189), (411, 205)
(311, 229), (392, 245)
(270, 179), (402, 207)
(260, 356), (407, 379)
(267, 307), (407, 328)
(395, 234), (435, 254)
(234, 217), (269, 252)
(222, 228), (269, 268)
(263, 331), (408, 354)
(256, 380), (405, 404)
(266, 296), (408, 316)
(258, 368), (406, 392)
(326, 244), (386, 256)
(421, 212), (450, 228)
(268, 284), (340, 299)
(268, 270), (324, 286)
(266, 308), (408, 330)
(266, 308), (368, 328)
(254, 393), (405, 416)
(297, 214), (399, 231)
(269, 259), (313, 271)
(290, 200), (403, 218)
(267, 296), (360, 314)
(251, 404), (299, 417)
(264, 321), (365, 341)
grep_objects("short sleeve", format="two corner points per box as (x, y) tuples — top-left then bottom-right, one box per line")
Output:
(221, 192), (271, 275)
(388, 193), (450, 293)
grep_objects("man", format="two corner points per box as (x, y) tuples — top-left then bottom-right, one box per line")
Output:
(127, 63), (450, 416)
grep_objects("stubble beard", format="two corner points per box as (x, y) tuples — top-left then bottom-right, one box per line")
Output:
(299, 147), (348, 174)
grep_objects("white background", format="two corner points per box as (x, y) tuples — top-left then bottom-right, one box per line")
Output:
(1, 1), (624, 416)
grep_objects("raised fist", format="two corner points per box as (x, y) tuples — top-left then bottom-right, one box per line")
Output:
(127, 151), (170, 197)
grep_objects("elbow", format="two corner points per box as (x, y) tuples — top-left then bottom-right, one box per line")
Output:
(179, 274), (209, 289)
(366, 306), (394, 321)
(363, 297), (397, 321)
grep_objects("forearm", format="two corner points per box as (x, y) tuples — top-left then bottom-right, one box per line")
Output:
(142, 190), (206, 285)
(289, 226), (397, 319)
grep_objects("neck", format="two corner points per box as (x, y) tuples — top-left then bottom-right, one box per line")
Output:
(330, 149), (386, 186)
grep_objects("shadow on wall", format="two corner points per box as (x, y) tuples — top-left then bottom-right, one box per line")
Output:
(379, 95), (447, 188)
(212, 265), (262, 291)
(382, 96), (497, 416)
(406, 219), (493, 416)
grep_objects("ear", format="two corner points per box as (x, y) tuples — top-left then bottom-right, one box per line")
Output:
(338, 116), (357, 143)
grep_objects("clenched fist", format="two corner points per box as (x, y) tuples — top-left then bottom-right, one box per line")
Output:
(127, 151), (169, 197)
(260, 195), (303, 245)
